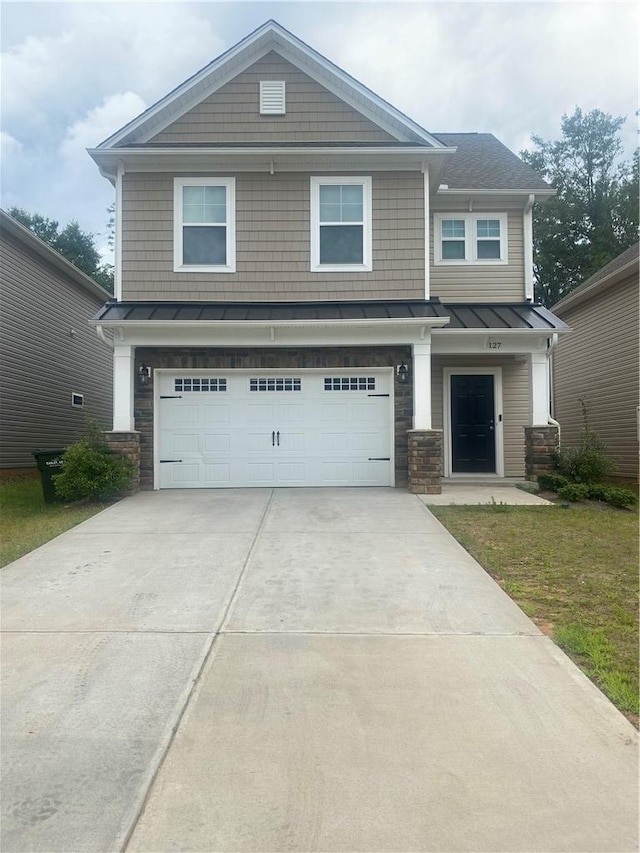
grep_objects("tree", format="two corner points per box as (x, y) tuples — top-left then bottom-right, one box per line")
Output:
(520, 108), (639, 306)
(8, 207), (114, 294)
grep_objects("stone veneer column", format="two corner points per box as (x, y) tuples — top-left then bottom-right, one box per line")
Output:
(104, 431), (141, 495)
(524, 425), (559, 481)
(407, 429), (443, 494)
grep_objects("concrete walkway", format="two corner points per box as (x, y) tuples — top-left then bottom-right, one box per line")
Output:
(1, 488), (637, 852)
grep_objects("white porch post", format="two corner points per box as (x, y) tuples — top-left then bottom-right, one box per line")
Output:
(412, 340), (432, 429)
(529, 351), (550, 425)
(113, 345), (135, 431)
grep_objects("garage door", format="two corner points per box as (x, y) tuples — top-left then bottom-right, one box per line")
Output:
(157, 370), (393, 488)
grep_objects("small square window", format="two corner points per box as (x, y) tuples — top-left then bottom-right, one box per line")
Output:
(71, 393), (84, 407)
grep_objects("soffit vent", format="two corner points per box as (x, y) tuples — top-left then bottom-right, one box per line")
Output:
(260, 80), (286, 115)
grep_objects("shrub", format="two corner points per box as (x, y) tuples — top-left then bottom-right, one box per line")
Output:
(554, 445), (615, 485)
(600, 486), (637, 510)
(54, 421), (132, 502)
(553, 398), (616, 484)
(537, 472), (569, 492)
(557, 482), (591, 503)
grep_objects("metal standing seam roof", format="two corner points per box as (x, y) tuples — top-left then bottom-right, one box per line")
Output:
(93, 300), (567, 330)
(442, 303), (568, 331)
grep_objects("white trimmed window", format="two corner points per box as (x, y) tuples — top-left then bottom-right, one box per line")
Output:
(434, 213), (508, 265)
(310, 176), (372, 272)
(173, 178), (235, 272)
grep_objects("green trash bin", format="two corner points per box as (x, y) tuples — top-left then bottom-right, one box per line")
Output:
(33, 449), (66, 503)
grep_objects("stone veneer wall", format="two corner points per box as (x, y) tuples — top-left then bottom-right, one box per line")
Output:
(134, 346), (412, 490)
(407, 429), (443, 494)
(104, 431), (141, 494)
(524, 425), (559, 480)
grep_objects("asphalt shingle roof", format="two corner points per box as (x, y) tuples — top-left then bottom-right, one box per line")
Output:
(434, 133), (551, 191)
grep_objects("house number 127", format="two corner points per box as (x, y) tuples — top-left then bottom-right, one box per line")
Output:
(485, 340), (503, 350)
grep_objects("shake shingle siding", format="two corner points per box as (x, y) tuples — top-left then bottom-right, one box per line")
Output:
(121, 171), (425, 301)
(429, 210), (525, 302)
(0, 229), (113, 468)
(150, 53), (397, 144)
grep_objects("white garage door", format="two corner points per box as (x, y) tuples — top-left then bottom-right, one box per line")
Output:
(157, 370), (393, 488)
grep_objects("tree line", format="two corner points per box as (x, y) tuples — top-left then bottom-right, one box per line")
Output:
(8, 206), (115, 294)
(8, 108), (639, 306)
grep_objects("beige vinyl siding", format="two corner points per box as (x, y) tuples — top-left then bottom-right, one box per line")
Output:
(150, 52), (396, 144)
(429, 210), (525, 302)
(553, 276), (639, 480)
(0, 232), (113, 468)
(431, 355), (529, 477)
(121, 171), (425, 301)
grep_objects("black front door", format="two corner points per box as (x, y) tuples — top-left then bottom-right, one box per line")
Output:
(451, 375), (496, 473)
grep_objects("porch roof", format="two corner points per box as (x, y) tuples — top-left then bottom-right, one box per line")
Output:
(93, 299), (567, 331)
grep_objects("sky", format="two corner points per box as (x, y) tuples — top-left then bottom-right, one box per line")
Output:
(1, 0), (638, 260)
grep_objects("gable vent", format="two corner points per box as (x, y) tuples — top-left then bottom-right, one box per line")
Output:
(260, 80), (286, 115)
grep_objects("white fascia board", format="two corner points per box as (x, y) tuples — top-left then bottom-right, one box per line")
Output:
(436, 187), (556, 199)
(87, 146), (456, 179)
(96, 21), (444, 149)
(90, 317), (451, 332)
(431, 328), (568, 337)
(89, 316), (450, 348)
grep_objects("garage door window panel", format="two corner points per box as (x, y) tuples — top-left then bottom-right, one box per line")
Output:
(175, 378), (227, 392)
(324, 376), (376, 391)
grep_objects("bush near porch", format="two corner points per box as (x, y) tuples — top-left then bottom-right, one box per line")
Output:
(430, 504), (639, 724)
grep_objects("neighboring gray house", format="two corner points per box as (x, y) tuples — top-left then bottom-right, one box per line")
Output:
(0, 210), (113, 470)
(552, 242), (639, 482)
(87, 20), (567, 494)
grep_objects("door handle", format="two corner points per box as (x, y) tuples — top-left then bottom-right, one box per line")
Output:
(272, 430), (275, 446)
(276, 430), (280, 446)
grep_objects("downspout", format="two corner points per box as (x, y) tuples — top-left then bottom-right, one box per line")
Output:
(422, 161), (430, 300)
(114, 161), (124, 302)
(523, 194), (535, 301)
(547, 333), (561, 447)
(96, 324), (114, 349)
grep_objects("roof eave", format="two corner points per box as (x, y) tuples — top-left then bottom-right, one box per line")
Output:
(553, 258), (639, 313)
(87, 145), (457, 179)
(432, 327), (568, 334)
(0, 210), (111, 300)
(91, 316), (451, 330)
(436, 187), (555, 198)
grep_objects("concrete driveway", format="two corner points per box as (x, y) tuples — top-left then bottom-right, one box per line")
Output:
(1, 488), (637, 852)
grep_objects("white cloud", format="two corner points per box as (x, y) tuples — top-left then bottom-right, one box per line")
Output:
(1, 1), (637, 243)
(0, 131), (23, 157)
(59, 91), (148, 161)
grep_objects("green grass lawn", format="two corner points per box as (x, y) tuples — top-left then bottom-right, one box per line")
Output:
(0, 474), (110, 568)
(430, 504), (639, 722)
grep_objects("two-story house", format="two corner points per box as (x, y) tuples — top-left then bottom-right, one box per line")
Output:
(88, 20), (566, 494)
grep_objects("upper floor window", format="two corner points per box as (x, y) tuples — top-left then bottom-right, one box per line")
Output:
(310, 176), (372, 272)
(173, 177), (235, 272)
(434, 213), (508, 265)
